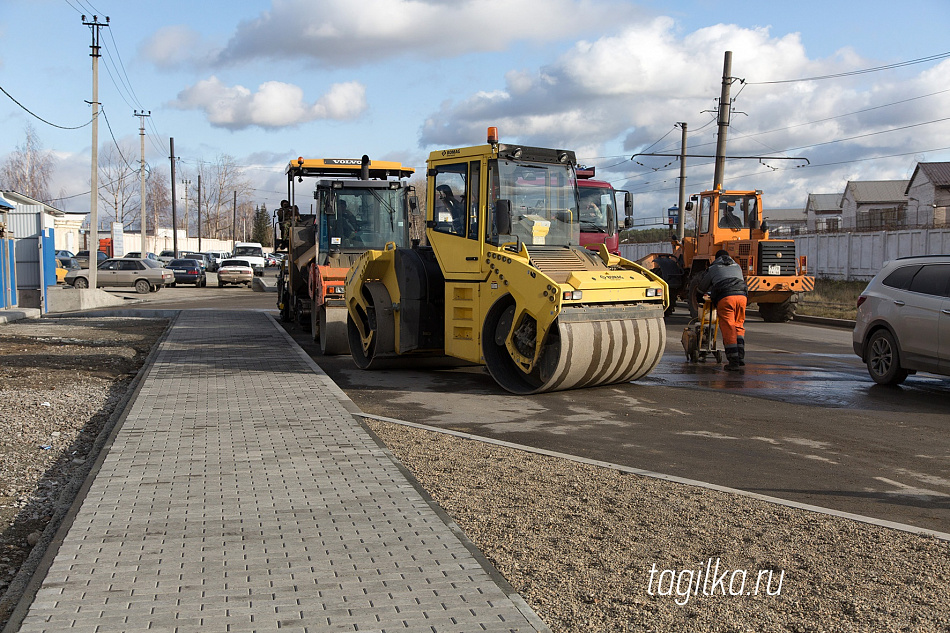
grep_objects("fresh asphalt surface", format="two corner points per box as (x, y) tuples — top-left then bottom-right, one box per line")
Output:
(93, 272), (950, 535)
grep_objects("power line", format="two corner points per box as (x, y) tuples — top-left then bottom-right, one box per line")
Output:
(100, 48), (138, 110)
(105, 28), (144, 109)
(100, 106), (139, 172)
(768, 115), (950, 155)
(745, 50), (950, 85)
(0, 84), (92, 130)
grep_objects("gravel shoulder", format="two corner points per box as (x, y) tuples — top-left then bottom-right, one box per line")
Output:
(0, 316), (168, 630)
(365, 419), (950, 633)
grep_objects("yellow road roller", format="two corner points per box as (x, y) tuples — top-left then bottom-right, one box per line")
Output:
(345, 127), (669, 394)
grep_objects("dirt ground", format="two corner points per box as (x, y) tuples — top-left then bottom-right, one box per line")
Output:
(0, 316), (168, 629)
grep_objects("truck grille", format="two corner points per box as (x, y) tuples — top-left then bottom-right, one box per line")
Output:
(758, 241), (797, 276)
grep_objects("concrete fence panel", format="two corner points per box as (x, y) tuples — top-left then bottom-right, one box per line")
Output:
(621, 228), (950, 281)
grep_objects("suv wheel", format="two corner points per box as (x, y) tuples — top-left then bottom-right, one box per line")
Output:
(866, 329), (909, 385)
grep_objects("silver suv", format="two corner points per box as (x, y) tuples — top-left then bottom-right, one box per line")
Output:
(852, 255), (950, 384)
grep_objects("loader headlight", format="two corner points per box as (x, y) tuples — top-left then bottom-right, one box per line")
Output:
(563, 290), (583, 300)
(646, 287), (663, 297)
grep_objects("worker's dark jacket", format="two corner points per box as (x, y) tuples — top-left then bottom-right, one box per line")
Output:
(697, 255), (747, 304)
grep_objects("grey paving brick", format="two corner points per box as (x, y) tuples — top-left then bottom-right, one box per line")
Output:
(13, 311), (546, 633)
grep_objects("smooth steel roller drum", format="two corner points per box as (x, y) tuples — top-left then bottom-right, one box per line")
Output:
(320, 307), (350, 355)
(485, 314), (667, 395)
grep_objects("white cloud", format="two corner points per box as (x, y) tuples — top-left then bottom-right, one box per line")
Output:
(140, 25), (218, 70)
(169, 77), (367, 129)
(214, 0), (643, 66)
(418, 17), (950, 213)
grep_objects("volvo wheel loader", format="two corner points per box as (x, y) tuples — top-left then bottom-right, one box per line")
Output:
(277, 156), (416, 354)
(638, 187), (815, 322)
(344, 128), (669, 394)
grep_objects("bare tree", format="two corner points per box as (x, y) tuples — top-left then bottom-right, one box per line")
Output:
(97, 143), (140, 229)
(193, 154), (253, 240)
(408, 175), (427, 244)
(146, 165), (171, 234)
(0, 123), (55, 202)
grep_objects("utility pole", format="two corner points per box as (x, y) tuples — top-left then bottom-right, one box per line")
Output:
(83, 14), (109, 290)
(181, 178), (191, 238)
(676, 121), (687, 241)
(170, 138), (177, 256)
(713, 50), (733, 191)
(134, 110), (150, 254)
(232, 191), (237, 248)
(197, 174), (202, 251)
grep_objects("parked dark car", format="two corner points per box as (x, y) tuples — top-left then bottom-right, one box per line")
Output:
(180, 252), (212, 272)
(164, 259), (208, 287)
(74, 250), (109, 268)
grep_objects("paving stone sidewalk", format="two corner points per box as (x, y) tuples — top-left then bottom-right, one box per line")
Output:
(12, 311), (546, 632)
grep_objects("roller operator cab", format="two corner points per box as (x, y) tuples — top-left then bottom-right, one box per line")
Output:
(278, 156), (417, 355)
(345, 127), (669, 395)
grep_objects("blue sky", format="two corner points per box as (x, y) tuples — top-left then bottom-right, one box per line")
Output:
(3, 0), (950, 222)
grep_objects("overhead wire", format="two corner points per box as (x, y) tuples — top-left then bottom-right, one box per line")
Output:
(744, 51), (950, 85)
(0, 84), (92, 130)
(100, 106), (140, 173)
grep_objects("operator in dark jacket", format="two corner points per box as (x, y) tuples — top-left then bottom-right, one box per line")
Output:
(698, 249), (748, 371)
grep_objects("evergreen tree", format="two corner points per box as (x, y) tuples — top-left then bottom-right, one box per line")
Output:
(251, 205), (273, 246)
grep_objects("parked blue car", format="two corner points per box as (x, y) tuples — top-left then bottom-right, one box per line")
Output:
(164, 259), (207, 287)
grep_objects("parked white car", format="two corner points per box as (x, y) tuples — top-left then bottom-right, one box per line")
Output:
(66, 258), (174, 294)
(216, 259), (254, 287)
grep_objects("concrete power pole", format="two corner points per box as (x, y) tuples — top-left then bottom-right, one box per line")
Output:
(676, 121), (687, 241)
(134, 110), (151, 254)
(712, 50), (733, 191)
(181, 178), (191, 238)
(170, 138), (178, 256)
(83, 14), (109, 289)
(197, 174), (202, 251)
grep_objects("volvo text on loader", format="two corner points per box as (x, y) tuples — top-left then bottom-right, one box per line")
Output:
(277, 156), (416, 354)
(344, 128), (669, 394)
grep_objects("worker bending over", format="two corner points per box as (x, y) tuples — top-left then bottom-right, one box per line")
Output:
(698, 249), (748, 371)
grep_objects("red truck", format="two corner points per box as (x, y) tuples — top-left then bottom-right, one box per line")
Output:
(576, 167), (632, 255)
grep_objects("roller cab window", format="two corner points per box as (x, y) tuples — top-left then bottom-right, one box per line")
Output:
(488, 159), (580, 247)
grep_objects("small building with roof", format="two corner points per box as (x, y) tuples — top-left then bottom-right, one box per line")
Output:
(805, 193), (842, 232)
(840, 180), (909, 231)
(904, 162), (950, 227)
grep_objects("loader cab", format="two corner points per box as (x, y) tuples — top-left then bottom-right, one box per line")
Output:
(692, 188), (766, 277)
(695, 189), (762, 236)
